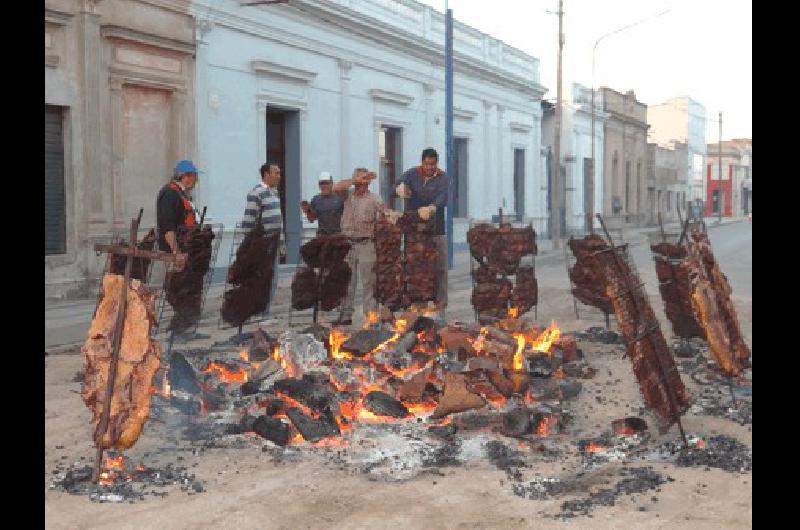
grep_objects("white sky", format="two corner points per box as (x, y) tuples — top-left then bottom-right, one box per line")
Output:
(417, 0), (752, 143)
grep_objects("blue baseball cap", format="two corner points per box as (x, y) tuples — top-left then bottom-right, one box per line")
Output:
(175, 159), (199, 174)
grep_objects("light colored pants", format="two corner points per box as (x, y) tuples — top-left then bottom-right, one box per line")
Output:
(341, 240), (376, 319)
(434, 235), (448, 310)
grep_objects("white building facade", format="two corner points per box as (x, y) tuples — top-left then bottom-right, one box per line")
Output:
(191, 0), (547, 262)
(647, 96), (707, 205)
(540, 83), (605, 234)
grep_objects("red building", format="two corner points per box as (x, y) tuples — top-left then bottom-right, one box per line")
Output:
(705, 162), (733, 217)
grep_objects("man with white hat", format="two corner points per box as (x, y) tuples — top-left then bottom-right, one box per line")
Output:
(301, 171), (345, 235)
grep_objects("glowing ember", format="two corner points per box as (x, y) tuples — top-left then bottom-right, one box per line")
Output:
(584, 442), (607, 453)
(508, 306), (519, 319)
(98, 456), (126, 486)
(107, 456), (124, 470)
(513, 334), (526, 370)
(239, 349), (249, 362)
(203, 361), (248, 383)
(553, 366), (565, 379)
(695, 438), (706, 449)
(290, 432), (305, 444)
(536, 417), (549, 437)
(364, 311), (379, 329)
(404, 400), (438, 416)
(329, 328), (352, 360)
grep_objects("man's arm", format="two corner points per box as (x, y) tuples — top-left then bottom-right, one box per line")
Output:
(301, 197), (319, 222)
(156, 191), (186, 269)
(431, 174), (448, 210)
(395, 168), (413, 199)
(240, 190), (260, 229)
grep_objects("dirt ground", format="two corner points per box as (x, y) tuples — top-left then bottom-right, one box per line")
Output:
(44, 273), (752, 529)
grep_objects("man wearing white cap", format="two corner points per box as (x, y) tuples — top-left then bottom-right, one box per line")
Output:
(301, 171), (344, 235)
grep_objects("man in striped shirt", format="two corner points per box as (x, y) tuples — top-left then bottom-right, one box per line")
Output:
(239, 161), (284, 313)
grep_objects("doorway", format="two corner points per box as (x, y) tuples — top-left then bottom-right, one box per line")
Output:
(513, 148), (525, 220)
(379, 126), (402, 210)
(454, 138), (469, 217)
(45, 104), (66, 255)
(711, 189), (721, 215)
(267, 109), (301, 263)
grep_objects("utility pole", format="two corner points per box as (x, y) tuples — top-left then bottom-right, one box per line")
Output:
(445, 2), (454, 268)
(718, 111), (722, 223)
(551, 0), (564, 248)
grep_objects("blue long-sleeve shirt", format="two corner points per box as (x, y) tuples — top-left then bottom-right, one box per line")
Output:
(397, 166), (448, 235)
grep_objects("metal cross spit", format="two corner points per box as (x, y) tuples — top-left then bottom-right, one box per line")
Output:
(91, 215), (184, 482)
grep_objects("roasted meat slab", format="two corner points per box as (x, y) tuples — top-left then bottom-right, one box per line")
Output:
(82, 274), (162, 449)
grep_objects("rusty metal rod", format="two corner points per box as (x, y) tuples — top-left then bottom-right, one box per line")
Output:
(658, 213), (666, 243)
(676, 216), (692, 247)
(93, 245), (181, 262)
(93, 217), (139, 482)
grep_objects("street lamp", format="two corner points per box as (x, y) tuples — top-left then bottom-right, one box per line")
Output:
(589, 9), (671, 232)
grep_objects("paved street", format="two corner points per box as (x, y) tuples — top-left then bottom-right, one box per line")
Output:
(45, 218), (751, 353)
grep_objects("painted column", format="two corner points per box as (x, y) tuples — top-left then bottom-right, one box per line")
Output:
(338, 59), (352, 179)
(424, 83), (435, 147)
(496, 105), (506, 215)
(80, 0), (105, 233)
(483, 100), (494, 219)
(194, 18), (212, 215)
(108, 78), (124, 231)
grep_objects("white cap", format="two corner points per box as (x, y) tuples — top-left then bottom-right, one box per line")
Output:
(318, 171), (333, 183)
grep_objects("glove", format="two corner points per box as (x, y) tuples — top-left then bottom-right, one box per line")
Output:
(396, 183), (412, 199)
(418, 205), (436, 221)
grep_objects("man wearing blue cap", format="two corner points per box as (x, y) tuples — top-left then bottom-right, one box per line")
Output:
(156, 159), (200, 271)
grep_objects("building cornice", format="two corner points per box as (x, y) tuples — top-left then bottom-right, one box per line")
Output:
(45, 8), (74, 26)
(251, 59), (317, 84)
(370, 89), (414, 107)
(100, 24), (195, 55)
(509, 121), (532, 133)
(453, 107), (478, 121)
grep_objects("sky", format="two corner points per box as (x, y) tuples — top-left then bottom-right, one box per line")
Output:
(416, 0), (752, 143)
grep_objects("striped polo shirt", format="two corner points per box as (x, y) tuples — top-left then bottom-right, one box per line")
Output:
(241, 182), (283, 232)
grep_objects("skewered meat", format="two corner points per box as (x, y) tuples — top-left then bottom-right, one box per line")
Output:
(165, 225), (216, 332)
(108, 229), (157, 282)
(510, 266), (538, 314)
(375, 214), (406, 310)
(401, 212), (438, 304)
(567, 235), (614, 314)
(221, 225), (280, 326)
(290, 235), (352, 312)
(291, 267), (319, 310)
(468, 223), (538, 318)
(82, 274), (161, 449)
(320, 261), (351, 311)
(687, 238), (751, 377)
(600, 246), (692, 432)
(650, 243), (705, 339)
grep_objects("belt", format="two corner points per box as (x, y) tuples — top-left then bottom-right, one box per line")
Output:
(348, 237), (372, 243)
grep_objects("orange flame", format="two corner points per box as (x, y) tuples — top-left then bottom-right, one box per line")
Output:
(239, 349), (249, 362)
(203, 361), (248, 383)
(98, 456), (126, 486)
(508, 307), (519, 319)
(329, 328), (352, 360)
(530, 321), (561, 355)
(513, 334), (526, 370)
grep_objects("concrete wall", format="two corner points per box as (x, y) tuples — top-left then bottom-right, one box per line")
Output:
(45, 0), (197, 299)
(600, 88), (648, 226)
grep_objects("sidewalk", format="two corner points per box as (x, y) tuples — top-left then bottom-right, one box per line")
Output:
(44, 216), (746, 353)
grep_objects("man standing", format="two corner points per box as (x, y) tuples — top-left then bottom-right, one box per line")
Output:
(395, 148), (449, 317)
(156, 159), (200, 271)
(300, 172), (344, 235)
(333, 168), (385, 326)
(240, 162), (284, 312)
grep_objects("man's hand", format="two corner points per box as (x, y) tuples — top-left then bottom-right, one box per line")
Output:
(173, 252), (187, 272)
(300, 200), (310, 213)
(418, 205), (436, 221)
(396, 183), (412, 199)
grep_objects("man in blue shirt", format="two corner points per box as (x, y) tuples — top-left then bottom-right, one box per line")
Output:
(300, 172), (344, 235)
(395, 147), (449, 317)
